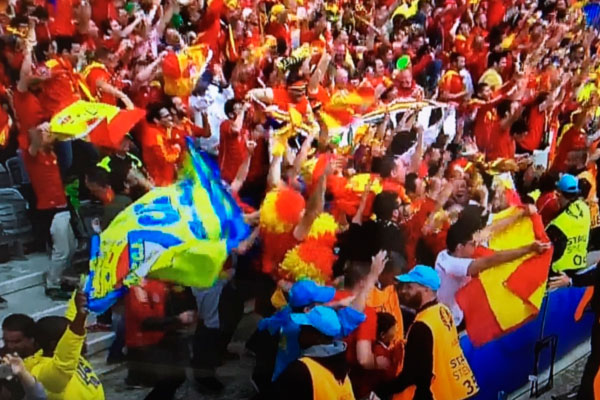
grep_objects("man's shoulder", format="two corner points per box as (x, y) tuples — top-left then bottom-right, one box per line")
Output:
(435, 250), (472, 274)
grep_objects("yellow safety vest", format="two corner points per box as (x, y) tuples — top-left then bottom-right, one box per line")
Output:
(394, 303), (479, 400)
(549, 199), (591, 273)
(299, 357), (355, 400)
(97, 153), (143, 173)
(578, 170), (599, 229)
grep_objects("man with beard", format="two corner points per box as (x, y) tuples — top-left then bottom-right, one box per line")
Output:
(375, 265), (479, 400)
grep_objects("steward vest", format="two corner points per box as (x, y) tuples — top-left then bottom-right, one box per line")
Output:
(394, 303), (479, 400)
(549, 199), (591, 273)
(578, 169), (599, 229)
(299, 357), (355, 400)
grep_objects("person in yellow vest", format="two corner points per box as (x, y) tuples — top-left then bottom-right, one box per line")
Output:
(375, 265), (479, 400)
(266, 305), (356, 400)
(546, 174), (591, 275)
(24, 291), (105, 400)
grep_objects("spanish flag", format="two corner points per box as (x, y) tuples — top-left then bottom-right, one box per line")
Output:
(49, 100), (146, 149)
(162, 44), (212, 98)
(84, 137), (250, 313)
(456, 207), (553, 346)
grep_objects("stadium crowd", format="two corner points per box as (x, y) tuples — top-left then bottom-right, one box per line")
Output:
(0, 0), (599, 397)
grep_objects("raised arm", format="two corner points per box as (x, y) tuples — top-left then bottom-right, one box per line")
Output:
(96, 80), (134, 109)
(308, 52), (331, 95)
(292, 158), (331, 241)
(291, 133), (316, 180)
(467, 241), (549, 276)
(231, 140), (256, 193)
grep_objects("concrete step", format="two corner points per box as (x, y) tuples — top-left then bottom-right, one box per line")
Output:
(0, 285), (114, 357)
(0, 285), (64, 320)
(0, 252), (48, 295)
(87, 331), (115, 356)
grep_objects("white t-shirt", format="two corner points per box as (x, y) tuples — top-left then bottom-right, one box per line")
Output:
(435, 250), (473, 326)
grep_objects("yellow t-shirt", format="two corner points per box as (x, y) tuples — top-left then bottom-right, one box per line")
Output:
(478, 68), (503, 91)
(25, 329), (105, 400)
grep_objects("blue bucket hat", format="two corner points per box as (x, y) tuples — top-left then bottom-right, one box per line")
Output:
(395, 265), (441, 291)
(290, 306), (342, 337)
(289, 280), (335, 308)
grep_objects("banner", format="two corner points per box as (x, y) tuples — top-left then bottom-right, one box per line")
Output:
(49, 100), (146, 149)
(456, 207), (553, 346)
(85, 138), (250, 313)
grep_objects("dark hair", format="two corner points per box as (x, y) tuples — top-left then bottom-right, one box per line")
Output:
(476, 82), (489, 95)
(55, 36), (76, 54)
(446, 219), (477, 253)
(537, 171), (560, 192)
(2, 314), (35, 338)
(86, 166), (111, 188)
(384, 251), (407, 276)
(449, 51), (462, 64)
(579, 178), (592, 199)
(34, 316), (69, 356)
(344, 260), (372, 289)
(31, 6), (49, 20)
(496, 99), (512, 119)
(146, 102), (167, 123)
(488, 51), (505, 68)
(377, 312), (396, 338)
(458, 205), (487, 231)
(510, 117), (528, 137)
(378, 156), (397, 178)
(94, 46), (112, 61)
(276, 37), (287, 56)
(405, 172), (419, 195)
(373, 191), (399, 220)
(108, 158), (134, 194)
(224, 99), (238, 117)
(34, 41), (53, 62)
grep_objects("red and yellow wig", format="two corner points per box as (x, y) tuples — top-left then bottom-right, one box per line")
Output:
(279, 213), (339, 284)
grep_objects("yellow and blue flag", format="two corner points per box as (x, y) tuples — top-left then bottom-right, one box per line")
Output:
(84, 137), (250, 313)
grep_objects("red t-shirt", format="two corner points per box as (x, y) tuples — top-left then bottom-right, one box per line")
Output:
(266, 22), (291, 47)
(47, 0), (76, 37)
(91, 0), (117, 26)
(247, 137), (268, 184)
(536, 191), (561, 226)
(551, 127), (586, 173)
(402, 198), (437, 269)
(474, 104), (497, 153)
(85, 66), (116, 105)
(22, 150), (67, 210)
(517, 105), (545, 151)
(218, 119), (247, 183)
(39, 58), (80, 118)
(486, 125), (515, 160)
(344, 304), (377, 365)
(13, 90), (44, 151)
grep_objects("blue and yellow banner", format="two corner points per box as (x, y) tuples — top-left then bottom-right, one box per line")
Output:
(85, 137), (250, 313)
